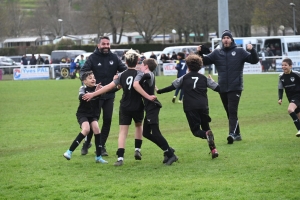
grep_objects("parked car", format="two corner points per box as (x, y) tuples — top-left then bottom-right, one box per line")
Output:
(8, 56), (23, 65)
(51, 50), (86, 78)
(111, 49), (129, 60)
(161, 46), (198, 56)
(0, 56), (19, 74)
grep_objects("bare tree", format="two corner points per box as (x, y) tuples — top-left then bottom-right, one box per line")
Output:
(5, 1), (26, 37)
(127, 0), (165, 43)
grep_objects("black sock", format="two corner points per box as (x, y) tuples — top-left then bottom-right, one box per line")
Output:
(94, 134), (102, 157)
(116, 148), (125, 158)
(135, 139), (142, 149)
(69, 132), (85, 151)
(86, 129), (93, 144)
(290, 112), (300, 130)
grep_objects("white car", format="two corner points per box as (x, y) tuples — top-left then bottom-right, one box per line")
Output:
(142, 51), (162, 61)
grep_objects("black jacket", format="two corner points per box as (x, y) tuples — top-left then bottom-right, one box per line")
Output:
(197, 43), (259, 93)
(80, 47), (126, 99)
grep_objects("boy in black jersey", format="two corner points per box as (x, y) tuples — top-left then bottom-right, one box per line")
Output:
(83, 49), (145, 166)
(156, 54), (220, 159)
(278, 58), (300, 137)
(133, 58), (178, 165)
(63, 71), (108, 164)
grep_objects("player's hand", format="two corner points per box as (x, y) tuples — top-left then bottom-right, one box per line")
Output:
(95, 83), (103, 91)
(155, 85), (159, 92)
(113, 75), (118, 80)
(278, 99), (282, 105)
(82, 93), (94, 101)
(117, 84), (122, 90)
(246, 44), (253, 51)
(207, 74), (215, 81)
(147, 95), (157, 101)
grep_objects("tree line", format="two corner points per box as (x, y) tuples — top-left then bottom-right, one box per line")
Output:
(0, 0), (298, 44)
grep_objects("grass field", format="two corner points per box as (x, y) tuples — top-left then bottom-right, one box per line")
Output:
(0, 74), (299, 199)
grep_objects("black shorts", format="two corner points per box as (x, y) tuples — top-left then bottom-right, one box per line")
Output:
(289, 95), (300, 113)
(77, 116), (98, 127)
(119, 108), (144, 125)
(144, 107), (160, 125)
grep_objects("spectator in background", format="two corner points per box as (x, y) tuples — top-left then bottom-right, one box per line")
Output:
(29, 54), (37, 65)
(44, 57), (50, 65)
(171, 52), (177, 60)
(160, 53), (169, 63)
(150, 52), (157, 60)
(140, 53), (146, 62)
(79, 55), (86, 69)
(37, 54), (44, 65)
(266, 47), (274, 72)
(172, 52), (187, 103)
(21, 55), (28, 65)
(70, 58), (77, 79)
(167, 53), (170, 60)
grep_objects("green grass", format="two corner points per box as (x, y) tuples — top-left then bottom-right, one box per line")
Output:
(0, 74), (299, 199)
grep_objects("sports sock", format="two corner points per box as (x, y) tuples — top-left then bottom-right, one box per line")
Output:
(135, 139), (142, 149)
(116, 148), (125, 159)
(86, 129), (93, 145)
(289, 112), (300, 130)
(69, 132), (85, 151)
(94, 134), (102, 157)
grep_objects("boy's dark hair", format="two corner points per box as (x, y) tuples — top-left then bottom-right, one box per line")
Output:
(282, 58), (292, 66)
(143, 58), (157, 72)
(98, 36), (110, 43)
(177, 52), (185, 59)
(185, 55), (203, 72)
(81, 71), (94, 81)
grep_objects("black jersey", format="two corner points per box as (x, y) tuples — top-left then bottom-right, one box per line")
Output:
(113, 69), (144, 111)
(278, 70), (300, 100)
(172, 71), (218, 111)
(135, 72), (162, 111)
(76, 86), (100, 118)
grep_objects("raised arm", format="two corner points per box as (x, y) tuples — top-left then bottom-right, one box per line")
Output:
(82, 82), (116, 101)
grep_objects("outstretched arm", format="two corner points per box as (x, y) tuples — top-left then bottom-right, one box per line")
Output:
(156, 84), (176, 94)
(133, 81), (156, 101)
(82, 82), (116, 101)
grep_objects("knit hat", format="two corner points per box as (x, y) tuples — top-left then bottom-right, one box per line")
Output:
(221, 30), (233, 41)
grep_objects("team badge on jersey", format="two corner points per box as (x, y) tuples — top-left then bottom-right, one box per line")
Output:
(291, 77), (295, 82)
(231, 51), (236, 56)
(109, 60), (114, 65)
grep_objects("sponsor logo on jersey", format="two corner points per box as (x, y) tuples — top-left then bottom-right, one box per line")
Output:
(291, 77), (295, 82)
(231, 51), (236, 56)
(109, 61), (114, 65)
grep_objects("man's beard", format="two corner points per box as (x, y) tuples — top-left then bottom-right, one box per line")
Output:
(100, 47), (110, 54)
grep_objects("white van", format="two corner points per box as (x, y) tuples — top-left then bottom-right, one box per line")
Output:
(161, 46), (198, 57)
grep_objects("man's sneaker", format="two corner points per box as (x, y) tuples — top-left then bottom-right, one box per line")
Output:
(134, 150), (142, 160)
(234, 134), (242, 141)
(63, 150), (72, 160)
(296, 131), (300, 137)
(210, 148), (219, 159)
(227, 133), (234, 144)
(81, 142), (92, 155)
(114, 160), (123, 166)
(95, 156), (108, 164)
(178, 100), (183, 103)
(165, 154), (178, 165)
(101, 147), (108, 156)
(163, 147), (176, 163)
(206, 130), (216, 150)
(172, 96), (176, 103)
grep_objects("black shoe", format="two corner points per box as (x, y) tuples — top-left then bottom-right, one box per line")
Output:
(163, 147), (175, 163)
(234, 133), (242, 141)
(81, 142), (92, 155)
(134, 150), (142, 160)
(172, 96), (176, 103)
(227, 133), (234, 144)
(165, 154), (178, 165)
(101, 147), (108, 156)
(114, 160), (123, 166)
